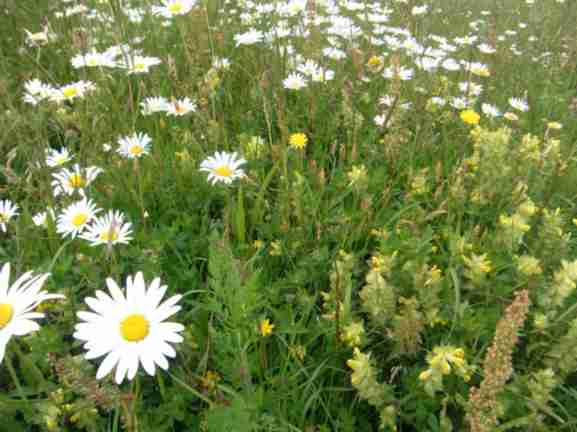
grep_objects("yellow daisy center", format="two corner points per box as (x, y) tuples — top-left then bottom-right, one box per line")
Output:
(0, 213), (7, 223)
(134, 63), (146, 71)
(174, 102), (185, 113)
(215, 165), (233, 178)
(71, 213), (88, 227)
(0, 303), (14, 329)
(100, 229), (119, 242)
(168, 2), (183, 14)
(68, 173), (86, 189)
(62, 87), (78, 99)
(120, 314), (149, 342)
(129, 145), (143, 156)
(367, 56), (382, 67)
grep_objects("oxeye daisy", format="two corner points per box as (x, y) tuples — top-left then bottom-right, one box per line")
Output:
(46, 148), (73, 168)
(56, 198), (100, 239)
(33, 208), (56, 228)
(0, 263), (64, 364)
(51, 164), (102, 197)
(166, 97), (196, 116)
(199, 151), (246, 185)
(121, 55), (162, 75)
(140, 96), (169, 115)
(23, 79), (54, 105)
(71, 50), (117, 69)
(283, 72), (307, 90)
(151, 0), (195, 18)
(73, 272), (184, 384)
(80, 210), (133, 247)
(508, 97), (529, 112)
(0, 200), (19, 233)
(117, 132), (152, 159)
(49, 80), (96, 103)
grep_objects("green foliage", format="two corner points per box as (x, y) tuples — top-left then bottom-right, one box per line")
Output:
(1, 0), (577, 431)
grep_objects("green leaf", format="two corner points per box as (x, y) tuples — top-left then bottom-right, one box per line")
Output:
(206, 398), (253, 432)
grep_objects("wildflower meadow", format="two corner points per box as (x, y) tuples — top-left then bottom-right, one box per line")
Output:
(1, 0), (577, 430)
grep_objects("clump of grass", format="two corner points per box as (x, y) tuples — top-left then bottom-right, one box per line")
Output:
(1, 0), (577, 430)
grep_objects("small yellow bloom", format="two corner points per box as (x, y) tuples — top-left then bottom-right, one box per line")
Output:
(419, 370), (432, 381)
(547, 121), (563, 130)
(366, 55), (384, 72)
(200, 370), (221, 391)
(460, 109), (480, 125)
(259, 318), (274, 337)
(289, 133), (308, 150)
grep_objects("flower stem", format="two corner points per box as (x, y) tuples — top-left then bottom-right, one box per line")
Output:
(6, 348), (27, 402)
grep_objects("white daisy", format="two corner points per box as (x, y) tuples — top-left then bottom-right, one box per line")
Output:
(56, 198), (100, 239)
(140, 96), (170, 115)
(283, 72), (307, 90)
(382, 66), (413, 81)
(49, 81), (96, 103)
(0, 200), (18, 233)
(478, 43), (496, 54)
(323, 47), (346, 60)
(23, 79), (54, 105)
(0, 263), (64, 364)
(374, 114), (386, 127)
(212, 57), (230, 70)
(33, 208), (56, 228)
(121, 55), (162, 75)
(46, 148), (73, 168)
(297, 60), (321, 77)
(51, 164), (102, 197)
(80, 210), (133, 247)
(234, 29), (263, 46)
(71, 51), (117, 69)
(200, 151), (246, 185)
(117, 132), (152, 159)
(151, 0), (195, 18)
(481, 103), (501, 118)
(508, 97), (529, 112)
(73, 272), (184, 384)
(311, 68), (335, 83)
(165, 97), (196, 116)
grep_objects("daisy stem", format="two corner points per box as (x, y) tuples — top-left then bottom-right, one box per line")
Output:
(6, 349), (27, 402)
(157, 371), (167, 401)
(258, 338), (268, 380)
(47, 238), (74, 273)
(132, 376), (141, 432)
(223, 190), (231, 241)
(133, 159), (147, 230)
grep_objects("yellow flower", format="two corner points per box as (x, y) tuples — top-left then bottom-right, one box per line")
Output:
(516, 255), (542, 277)
(460, 109), (480, 125)
(259, 318), (274, 337)
(366, 55), (384, 72)
(289, 133), (308, 150)
(200, 370), (221, 391)
(419, 370), (432, 381)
